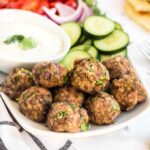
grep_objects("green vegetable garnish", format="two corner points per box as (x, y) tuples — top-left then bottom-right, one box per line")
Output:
(4, 35), (24, 44)
(92, 5), (102, 16)
(70, 104), (77, 110)
(64, 76), (68, 84)
(83, 0), (93, 7)
(88, 64), (94, 72)
(4, 34), (37, 50)
(81, 123), (90, 131)
(112, 102), (120, 111)
(57, 111), (68, 119)
(19, 37), (37, 50)
(84, 0), (103, 16)
(96, 80), (104, 85)
(15, 98), (19, 102)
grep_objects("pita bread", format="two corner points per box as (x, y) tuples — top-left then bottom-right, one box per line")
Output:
(127, 0), (150, 12)
(125, 1), (150, 31)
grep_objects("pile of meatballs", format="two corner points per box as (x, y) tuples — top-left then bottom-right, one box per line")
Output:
(0, 56), (147, 133)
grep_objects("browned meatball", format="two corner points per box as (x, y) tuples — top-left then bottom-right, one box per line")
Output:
(111, 75), (147, 111)
(47, 102), (89, 133)
(54, 86), (85, 107)
(71, 58), (110, 94)
(32, 62), (69, 88)
(1, 68), (33, 100)
(19, 86), (52, 122)
(103, 56), (134, 80)
(85, 92), (121, 125)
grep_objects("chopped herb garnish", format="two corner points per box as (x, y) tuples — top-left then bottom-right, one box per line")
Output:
(105, 71), (110, 80)
(91, 97), (96, 101)
(84, 0), (103, 16)
(23, 92), (34, 100)
(96, 80), (104, 85)
(70, 104), (77, 110)
(57, 111), (68, 119)
(64, 76), (68, 84)
(83, 0), (93, 7)
(61, 99), (68, 102)
(20, 68), (29, 73)
(112, 102), (120, 111)
(4, 35), (24, 44)
(81, 123), (90, 131)
(88, 64), (94, 72)
(19, 37), (37, 50)
(4, 34), (37, 50)
(92, 5), (101, 16)
(16, 98), (19, 102)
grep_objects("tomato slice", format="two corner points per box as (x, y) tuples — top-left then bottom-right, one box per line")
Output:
(65, 0), (77, 9)
(8, 0), (25, 9)
(36, 0), (50, 15)
(0, 0), (9, 8)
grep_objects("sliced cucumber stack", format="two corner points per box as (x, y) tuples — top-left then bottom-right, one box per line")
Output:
(61, 22), (81, 46)
(60, 50), (90, 70)
(71, 45), (99, 59)
(84, 16), (115, 38)
(60, 15), (129, 69)
(100, 49), (127, 62)
(94, 30), (129, 54)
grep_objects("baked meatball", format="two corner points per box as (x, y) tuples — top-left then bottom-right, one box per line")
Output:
(19, 86), (52, 122)
(71, 58), (110, 94)
(111, 75), (147, 111)
(54, 86), (85, 107)
(85, 92), (121, 125)
(32, 62), (69, 88)
(47, 102), (89, 133)
(103, 56), (134, 80)
(1, 68), (33, 100)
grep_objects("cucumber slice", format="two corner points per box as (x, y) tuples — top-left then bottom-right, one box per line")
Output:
(61, 50), (90, 70)
(100, 49), (127, 62)
(94, 30), (129, 53)
(86, 46), (99, 59)
(84, 16), (115, 37)
(115, 22), (123, 30)
(71, 45), (99, 59)
(61, 22), (81, 46)
(77, 34), (87, 44)
(71, 45), (89, 51)
(82, 39), (93, 45)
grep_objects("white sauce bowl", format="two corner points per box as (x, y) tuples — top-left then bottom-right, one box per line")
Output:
(0, 9), (71, 73)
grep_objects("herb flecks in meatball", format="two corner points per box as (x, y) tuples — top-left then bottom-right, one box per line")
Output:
(71, 58), (110, 94)
(54, 86), (85, 107)
(19, 86), (52, 122)
(1, 68), (33, 100)
(111, 75), (147, 111)
(85, 92), (121, 125)
(103, 56), (134, 80)
(32, 62), (69, 88)
(47, 102), (89, 133)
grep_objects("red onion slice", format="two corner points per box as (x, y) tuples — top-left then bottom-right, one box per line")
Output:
(55, 2), (75, 17)
(43, 0), (84, 24)
(78, 2), (93, 22)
